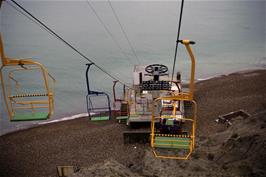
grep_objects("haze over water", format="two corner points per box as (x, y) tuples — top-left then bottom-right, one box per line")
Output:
(0, 0), (265, 135)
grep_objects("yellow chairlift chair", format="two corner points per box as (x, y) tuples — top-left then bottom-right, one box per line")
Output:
(0, 34), (55, 121)
(150, 40), (197, 159)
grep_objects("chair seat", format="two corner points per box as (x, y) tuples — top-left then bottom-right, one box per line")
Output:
(90, 116), (110, 121)
(116, 116), (128, 120)
(154, 136), (191, 149)
(12, 112), (49, 121)
(9, 93), (48, 98)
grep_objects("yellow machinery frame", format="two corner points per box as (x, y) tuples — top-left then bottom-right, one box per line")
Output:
(150, 40), (197, 159)
(0, 34), (55, 121)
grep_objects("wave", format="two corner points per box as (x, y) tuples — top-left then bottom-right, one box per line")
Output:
(0, 112), (96, 136)
(37, 112), (90, 125)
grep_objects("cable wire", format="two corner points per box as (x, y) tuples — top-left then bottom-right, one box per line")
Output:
(108, 0), (140, 64)
(8, 0), (131, 88)
(86, 0), (136, 66)
(171, 0), (184, 82)
(5, 1), (58, 42)
(6, 1), (53, 38)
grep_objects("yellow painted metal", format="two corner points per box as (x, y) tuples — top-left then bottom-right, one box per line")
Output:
(150, 40), (197, 160)
(172, 101), (177, 116)
(151, 99), (197, 160)
(0, 33), (55, 120)
(171, 39), (196, 100)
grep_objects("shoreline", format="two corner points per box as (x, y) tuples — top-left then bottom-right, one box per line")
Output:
(1, 68), (265, 137)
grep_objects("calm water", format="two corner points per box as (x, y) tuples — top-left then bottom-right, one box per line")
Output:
(0, 1), (265, 135)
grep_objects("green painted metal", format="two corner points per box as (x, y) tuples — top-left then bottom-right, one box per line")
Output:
(12, 112), (49, 121)
(154, 136), (191, 149)
(166, 119), (174, 125)
(116, 116), (128, 120)
(129, 114), (151, 120)
(129, 114), (139, 118)
(90, 116), (110, 121)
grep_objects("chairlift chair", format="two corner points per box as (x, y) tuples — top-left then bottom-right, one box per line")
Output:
(151, 97), (197, 160)
(150, 40), (197, 159)
(112, 80), (129, 123)
(85, 63), (111, 121)
(0, 34), (55, 121)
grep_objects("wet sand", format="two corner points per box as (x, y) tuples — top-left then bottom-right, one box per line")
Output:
(0, 69), (266, 177)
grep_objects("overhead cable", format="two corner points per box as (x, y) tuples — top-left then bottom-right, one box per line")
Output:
(8, 0), (131, 88)
(108, 0), (140, 64)
(86, 0), (136, 65)
(5, 1), (57, 39)
(171, 0), (185, 82)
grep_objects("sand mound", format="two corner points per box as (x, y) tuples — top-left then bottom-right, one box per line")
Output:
(209, 111), (266, 177)
(69, 159), (139, 177)
(136, 111), (266, 177)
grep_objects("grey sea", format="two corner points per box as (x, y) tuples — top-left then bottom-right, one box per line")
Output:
(0, 0), (265, 135)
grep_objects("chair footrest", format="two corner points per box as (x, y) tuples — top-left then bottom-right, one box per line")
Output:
(9, 93), (48, 98)
(154, 136), (191, 149)
(90, 116), (110, 121)
(116, 116), (128, 120)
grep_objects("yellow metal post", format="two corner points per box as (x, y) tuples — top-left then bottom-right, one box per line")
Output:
(182, 41), (196, 99)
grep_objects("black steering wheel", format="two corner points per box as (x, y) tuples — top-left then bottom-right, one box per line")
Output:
(145, 64), (168, 75)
